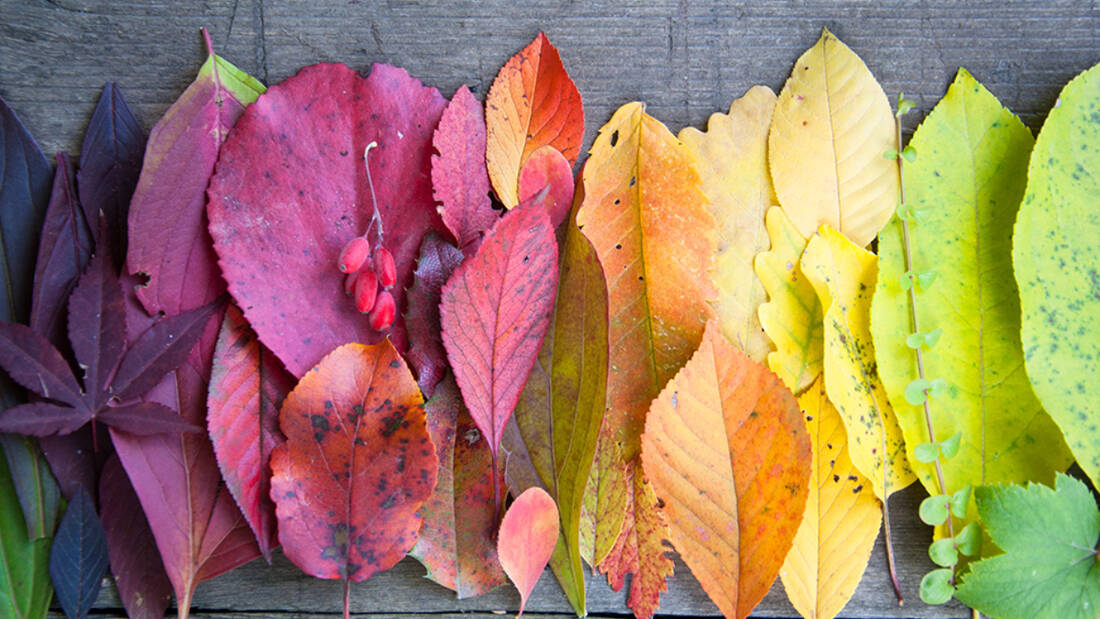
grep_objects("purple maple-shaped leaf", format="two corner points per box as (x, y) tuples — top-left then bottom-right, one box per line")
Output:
(67, 251), (126, 408)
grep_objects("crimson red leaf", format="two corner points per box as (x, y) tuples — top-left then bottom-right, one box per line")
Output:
(517, 145), (574, 229)
(270, 342), (437, 598)
(404, 232), (464, 398)
(0, 402), (89, 437)
(432, 85), (497, 250)
(498, 486), (560, 616)
(208, 63), (448, 377)
(67, 252), (126, 407)
(30, 153), (93, 352)
(77, 83), (145, 268)
(49, 486), (108, 619)
(128, 33), (265, 316)
(440, 195), (558, 461)
(0, 322), (84, 406)
(208, 304), (292, 562)
(99, 453), (173, 619)
(98, 402), (201, 436)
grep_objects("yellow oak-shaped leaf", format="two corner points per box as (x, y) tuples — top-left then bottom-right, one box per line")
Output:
(679, 86), (777, 361)
(780, 378), (881, 619)
(642, 322), (811, 619)
(769, 28), (899, 247)
(802, 226), (914, 500)
(755, 207), (823, 394)
(577, 101), (716, 619)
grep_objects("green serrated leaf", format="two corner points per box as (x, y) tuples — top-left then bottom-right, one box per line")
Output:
(0, 443), (53, 618)
(950, 485), (972, 518)
(955, 522), (981, 557)
(920, 568), (955, 605)
(929, 537), (959, 568)
(939, 432), (962, 460)
(871, 68), (1072, 553)
(1013, 63), (1100, 490)
(914, 442), (940, 464)
(957, 474), (1100, 619)
(920, 494), (949, 526)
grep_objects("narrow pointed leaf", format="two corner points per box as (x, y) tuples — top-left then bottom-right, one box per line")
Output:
(77, 83), (145, 267)
(578, 426), (628, 569)
(780, 378), (882, 619)
(270, 342), (437, 582)
(0, 445), (52, 618)
(404, 232), (465, 398)
(97, 402), (201, 436)
(0, 435), (60, 540)
(49, 488), (108, 619)
(440, 196), (558, 459)
(0, 403), (89, 437)
(872, 69), (1070, 544)
(679, 85), (776, 361)
(1013, 63), (1100, 488)
(67, 252), (126, 406)
(432, 84), (496, 249)
(498, 487), (560, 616)
(802, 226), (914, 499)
(486, 32), (584, 207)
(769, 28), (899, 246)
(641, 322), (812, 619)
(0, 322), (84, 406)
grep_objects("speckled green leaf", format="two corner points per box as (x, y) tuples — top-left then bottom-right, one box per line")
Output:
(1013, 63), (1100, 488)
(872, 69), (1072, 545)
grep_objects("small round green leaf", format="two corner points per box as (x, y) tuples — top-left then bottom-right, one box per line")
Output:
(920, 494), (950, 526)
(917, 270), (937, 289)
(950, 485), (972, 518)
(954, 521), (981, 557)
(929, 537), (959, 567)
(906, 332), (924, 349)
(920, 568), (955, 605)
(939, 432), (962, 460)
(883, 148), (899, 160)
(901, 145), (918, 162)
(905, 378), (931, 405)
(914, 442), (940, 464)
(924, 327), (943, 348)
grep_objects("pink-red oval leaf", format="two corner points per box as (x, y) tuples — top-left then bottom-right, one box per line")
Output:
(498, 486), (560, 616)
(432, 85), (497, 250)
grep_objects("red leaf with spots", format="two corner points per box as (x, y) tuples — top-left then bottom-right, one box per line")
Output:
(440, 195), (558, 465)
(270, 341), (438, 613)
(498, 487), (559, 616)
(207, 63), (449, 378)
(404, 232), (464, 398)
(432, 85), (497, 251)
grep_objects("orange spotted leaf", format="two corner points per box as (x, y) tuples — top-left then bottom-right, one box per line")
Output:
(498, 487), (560, 616)
(486, 32), (583, 208)
(641, 322), (812, 619)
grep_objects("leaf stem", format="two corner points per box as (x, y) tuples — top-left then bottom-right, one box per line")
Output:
(882, 493), (904, 605)
(343, 577), (351, 619)
(362, 142), (384, 244)
(490, 449), (502, 530)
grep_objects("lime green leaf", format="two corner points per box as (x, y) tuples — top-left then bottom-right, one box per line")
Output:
(0, 443), (52, 618)
(920, 494), (949, 526)
(956, 474), (1100, 619)
(913, 442), (939, 464)
(955, 522), (981, 557)
(920, 568), (955, 605)
(939, 432), (961, 459)
(1013, 63), (1100, 489)
(872, 69), (1072, 549)
(949, 485), (971, 518)
(929, 538), (958, 568)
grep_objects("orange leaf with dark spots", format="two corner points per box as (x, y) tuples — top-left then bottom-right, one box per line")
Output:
(486, 32), (583, 208)
(269, 342), (438, 598)
(498, 487), (559, 616)
(641, 322), (812, 619)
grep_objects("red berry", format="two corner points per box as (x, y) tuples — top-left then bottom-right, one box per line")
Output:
(374, 247), (396, 288)
(369, 290), (396, 331)
(354, 269), (379, 314)
(338, 236), (371, 273)
(344, 270), (360, 296)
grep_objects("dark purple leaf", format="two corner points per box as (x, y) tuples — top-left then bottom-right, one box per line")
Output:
(405, 231), (465, 397)
(109, 298), (220, 402)
(77, 84), (145, 269)
(30, 153), (94, 353)
(98, 402), (201, 436)
(0, 322), (85, 406)
(0, 402), (90, 436)
(49, 486), (109, 619)
(40, 427), (101, 501)
(67, 252), (126, 407)
(99, 454), (172, 619)
(0, 434), (60, 540)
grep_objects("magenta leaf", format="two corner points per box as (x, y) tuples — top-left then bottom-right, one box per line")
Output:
(432, 85), (497, 250)
(0, 322), (85, 406)
(67, 252), (126, 407)
(207, 62), (449, 377)
(405, 232), (465, 397)
(97, 402), (201, 436)
(0, 402), (90, 437)
(49, 486), (109, 619)
(76, 83), (146, 268)
(99, 454), (172, 619)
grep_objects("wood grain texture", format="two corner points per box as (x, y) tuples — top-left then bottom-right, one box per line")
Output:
(4, 1), (1094, 616)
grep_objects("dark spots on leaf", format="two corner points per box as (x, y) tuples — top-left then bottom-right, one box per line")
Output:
(381, 408), (406, 437)
(381, 494), (396, 509)
(853, 484), (863, 493)
(806, 415), (813, 422)
(847, 475), (858, 481)
(833, 474), (840, 482)
(389, 360), (400, 368)
(610, 130), (619, 147)
(311, 415), (330, 432)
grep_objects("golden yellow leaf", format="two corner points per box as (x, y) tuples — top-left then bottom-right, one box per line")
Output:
(755, 207), (823, 394)
(679, 86), (776, 361)
(801, 226), (914, 499)
(769, 28), (899, 247)
(780, 378), (881, 619)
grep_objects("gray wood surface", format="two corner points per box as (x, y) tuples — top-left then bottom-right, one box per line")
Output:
(4, 0), (1098, 617)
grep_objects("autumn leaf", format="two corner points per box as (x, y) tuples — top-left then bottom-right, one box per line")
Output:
(872, 69), (1070, 544)
(409, 375), (508, 598)
(498, 487), (560, 616)
(128, 29), (265, 316)
(440, 194), (558, 474)
(518, 145), (574, 228)
(641, 321), (811, 619)
(769, 28), (898, 247)
(207, 304), (294, 562)
(576, 101), (715, 618)
(679, 85), (776, 361)
(432, 84), (497, 251)
(755, 207), (823, 394)
(404, 232), (465, 398)
(271, 341), (436, 616)
(801, 226), (914, 500)
(578, 426), (628, 570)
(780, 378), (881, 619)
(49, 487), (109, 619)
(208, 62), (449, 377)
(486, 32), (584, 208)
(1012, 62), (1100, 488)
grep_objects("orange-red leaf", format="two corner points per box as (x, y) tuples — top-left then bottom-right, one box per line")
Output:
(486, 32), (583, 208)
(641, 322), (812, 619)
(498, 487), (560, 616)
(269, 342), (437, 584)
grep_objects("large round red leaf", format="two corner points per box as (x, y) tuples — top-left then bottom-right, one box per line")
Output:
(207, 62), (448, 377)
